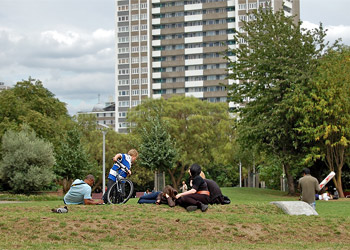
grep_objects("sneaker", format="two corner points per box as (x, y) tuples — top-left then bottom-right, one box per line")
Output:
(200, 203), (208, 212)
(186, 205), (198, 212)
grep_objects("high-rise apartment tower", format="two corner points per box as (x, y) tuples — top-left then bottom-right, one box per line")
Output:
(115, 0), (300, 133)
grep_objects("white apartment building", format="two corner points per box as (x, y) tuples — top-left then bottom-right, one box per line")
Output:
(115, 0), (300, 133)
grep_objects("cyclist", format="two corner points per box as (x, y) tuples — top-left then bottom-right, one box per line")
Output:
(103, 149), (138, 203)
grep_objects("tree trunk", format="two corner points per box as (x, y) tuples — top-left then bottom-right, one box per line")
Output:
(283, 163), (295, 195)
(334, 167), (345, 198)
(167, 161), (187, 191)
(62, 178), (73, 194)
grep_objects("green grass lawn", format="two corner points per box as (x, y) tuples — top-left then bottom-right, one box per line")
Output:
(0, 188), (349, 250)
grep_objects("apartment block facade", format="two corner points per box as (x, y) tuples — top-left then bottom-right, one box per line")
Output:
(115, 0), (300, 133)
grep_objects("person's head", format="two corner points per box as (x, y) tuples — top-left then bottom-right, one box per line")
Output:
(302, 168), (310, 176)
(190, 163), (202, 178)
(128, 149), (139, 163)
(84, 174), (95, 187)
(162, 185), (177, 198)
(182, 180), (185, 185)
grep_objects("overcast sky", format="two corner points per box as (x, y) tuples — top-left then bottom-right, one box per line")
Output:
(1, 0), (349, 115)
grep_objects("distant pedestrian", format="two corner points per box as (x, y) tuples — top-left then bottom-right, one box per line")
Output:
(298, 168), (321, 209)
(180, 180), (188, 193)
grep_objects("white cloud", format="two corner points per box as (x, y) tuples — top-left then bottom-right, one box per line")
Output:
(302, 21), (350, 46)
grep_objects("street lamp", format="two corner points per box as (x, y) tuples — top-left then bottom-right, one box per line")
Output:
(99, 123), (110, 195)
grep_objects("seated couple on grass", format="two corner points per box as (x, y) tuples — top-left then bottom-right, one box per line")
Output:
(138, 163), (230, 212)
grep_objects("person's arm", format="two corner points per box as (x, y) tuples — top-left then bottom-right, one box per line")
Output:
(84, 199), (104, 205)
(113, 153), (122, 162)
(175, 188), (196, 199)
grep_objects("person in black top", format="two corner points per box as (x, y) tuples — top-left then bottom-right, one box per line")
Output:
(175, 163), (209, 212)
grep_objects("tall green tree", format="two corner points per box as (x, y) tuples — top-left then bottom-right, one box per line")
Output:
(0, 127), (55, 193)
(138, 115), (178, 188)
(54, 127), (94, 193)
(128, 96), (235, 188)
(297, 46), (350, 197)
(0, 77), (71, 151)
(226, 7), (329, 194)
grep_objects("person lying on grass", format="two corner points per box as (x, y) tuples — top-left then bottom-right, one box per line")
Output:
(138, 185), (178, 207)
(64, 174), (104, 205)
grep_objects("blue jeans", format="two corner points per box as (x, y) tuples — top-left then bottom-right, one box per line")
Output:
(310, 202), (316, 210)
(138, 191), (161, 204)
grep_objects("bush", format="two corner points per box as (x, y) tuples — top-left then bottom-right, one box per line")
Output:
(0, 127), (55, 193)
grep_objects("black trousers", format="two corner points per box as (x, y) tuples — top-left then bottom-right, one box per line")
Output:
(177, 193), (209, 208)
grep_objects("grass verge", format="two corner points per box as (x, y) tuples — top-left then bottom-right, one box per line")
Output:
(0, 188), (349, 249)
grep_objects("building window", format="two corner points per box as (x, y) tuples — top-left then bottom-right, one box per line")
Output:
(141, 24), (147, 30)
(118, 26), (129, 32)
(119, 101), (130, 107)
(132, 57), (139, 63)
(118, 16), (129, 22)
(132, 68), (139, 74)
(119, 122), (129, 128)
(132, 36), (139, 42)
(140, 3), (147, 9)
(118, 58), (129, 64)
(141, 67), (148, 74)
(141, 89), (148, 95)
(141, 56), (147, 63)
(118, 79), (129, 85)
(141, 78), (148, 84)
(132, 25), (139, 31)
(119, 112), (127, 118)
(132, 15), (139, 21)
(132, 79), (139, 85)
(249, 3), (257, 9)
(141, 35), (147, 41)
(118, 69), (129, 75)
(119, 90), (129, 96)
(131, 4), (138, 10)
(141, 46), (147, 52)
(118, 37), (129, 43)
(132, 89), (139, 95)
(132, 100), (141, 106)
(118, 47), (129, 53)
(118, 5), (128, 11)
(140, 13), (147, 20)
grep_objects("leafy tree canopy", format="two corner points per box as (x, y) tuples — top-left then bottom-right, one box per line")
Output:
(225, 6), (331, 194)
(0, 126), (55, 193)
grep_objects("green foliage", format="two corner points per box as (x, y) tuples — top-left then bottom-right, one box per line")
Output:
(54, 127), (93, 181)
(0, 127), (55, 193)
(0, 77), (70, 151)
(128, 96), (236, 188)
(296, 46), (350, 196)
(139, 115), (178, 172)
(226, 7), (330, 194)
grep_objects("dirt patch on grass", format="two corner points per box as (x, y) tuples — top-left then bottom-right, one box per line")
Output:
(1, 202), (350, 249)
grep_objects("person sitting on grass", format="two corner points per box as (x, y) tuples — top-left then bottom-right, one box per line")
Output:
(64, 174), (104, 205)
(176, 163), (209, 212)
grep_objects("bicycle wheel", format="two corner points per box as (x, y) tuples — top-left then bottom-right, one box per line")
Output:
(107, 179), (134, 204)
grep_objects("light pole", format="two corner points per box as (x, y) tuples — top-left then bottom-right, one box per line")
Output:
(99, 123), (109, 195)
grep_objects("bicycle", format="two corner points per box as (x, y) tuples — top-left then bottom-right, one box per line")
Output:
(106, 163), (134, 204)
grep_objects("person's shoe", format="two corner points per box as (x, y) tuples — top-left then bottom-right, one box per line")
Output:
(186, 205), (198, 212)
(200, 203), (208, 212)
